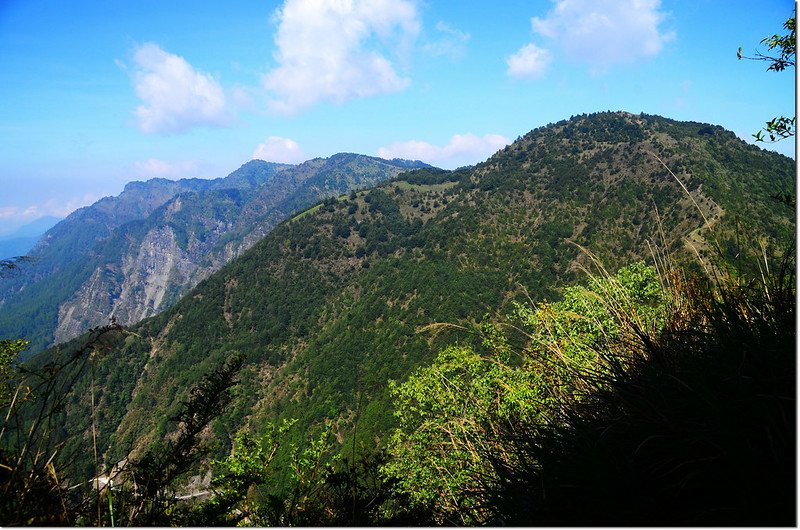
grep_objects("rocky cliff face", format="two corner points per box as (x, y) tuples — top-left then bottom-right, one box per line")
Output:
(54, 225), (194, 343)
(52, 204), (238, 343)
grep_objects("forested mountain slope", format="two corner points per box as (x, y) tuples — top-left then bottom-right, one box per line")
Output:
(0, 155), (426, 354)
(27, 111), (795, 493)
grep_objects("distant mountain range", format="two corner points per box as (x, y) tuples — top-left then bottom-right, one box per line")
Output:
(28, 111), (794, 490)
(0, 216), (61, 260)
(0, 154), (430, 354)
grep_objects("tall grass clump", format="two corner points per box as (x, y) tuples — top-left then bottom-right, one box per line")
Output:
(0, 323), (126, 526)
(487, 242), (795, 525)
(0, 320), (244, 527)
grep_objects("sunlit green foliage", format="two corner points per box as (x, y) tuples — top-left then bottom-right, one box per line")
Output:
(383, 263), (669, 523)
(186, 419), (296, 525)
(185, 419), (342, 526)
(0, 339), (27, 404)
(514, 260), (667, 370)
(383, 344), (545, 523)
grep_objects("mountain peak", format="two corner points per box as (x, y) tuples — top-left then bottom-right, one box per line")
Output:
(242, 159), (291, 169)
(123, 177), (173, 192)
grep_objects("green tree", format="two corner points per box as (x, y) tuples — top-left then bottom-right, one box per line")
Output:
(187, 419), (296, 526)
(124, 352), (245, 525)
(187, 419), (340, 526)
(739, 15), (796, 141)
(382, 344), (545, 524)
(0, 339), (28, 406)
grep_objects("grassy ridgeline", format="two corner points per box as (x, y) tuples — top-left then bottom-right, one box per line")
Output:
(484, 251), (796, 525)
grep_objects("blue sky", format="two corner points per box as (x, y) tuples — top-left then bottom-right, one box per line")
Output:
(0, 0), (795, 234)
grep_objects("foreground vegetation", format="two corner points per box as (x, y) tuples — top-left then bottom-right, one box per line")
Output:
(1, 235), (794, 524)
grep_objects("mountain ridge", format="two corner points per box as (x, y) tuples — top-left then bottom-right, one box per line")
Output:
(0, 155), (430, 354)
(26, 111), (794, 489)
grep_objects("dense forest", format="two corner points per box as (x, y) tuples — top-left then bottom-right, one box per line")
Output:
(0, 111), (795, 525)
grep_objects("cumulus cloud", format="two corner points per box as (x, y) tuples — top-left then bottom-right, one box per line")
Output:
(506, 43), (552, 79)
(263, 0), (420, 114)
(378, 133), (510, 169)
(508, 0), (673, 78)
(133, 158), (199, 178)
(252, 136), (307, 164)
(131, 43), (232, 133)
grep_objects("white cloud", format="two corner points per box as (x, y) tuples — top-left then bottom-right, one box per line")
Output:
(0, 206), (23, 220)
(52, 194), (105, 217)
(424, 21), (470, 60)
(263, 0), (420, 114)
(131, 43), (232, 133)
(133, 158), (199, 178)
(378, 133), (510, 169)
(0, 194), (102, 224)
(529, 0), (674, 72)
(252, 136), (307, 164)
(506, 43), (552, 79)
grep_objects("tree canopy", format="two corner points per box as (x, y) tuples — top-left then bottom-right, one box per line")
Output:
(739, 15), (796, 142)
